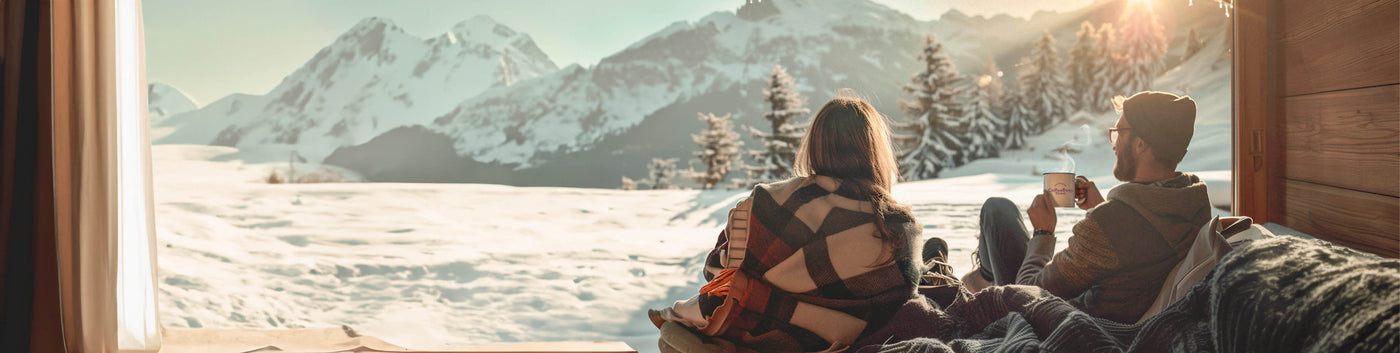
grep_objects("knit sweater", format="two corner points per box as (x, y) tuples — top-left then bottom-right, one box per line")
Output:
(1017, 173), (1211, 323)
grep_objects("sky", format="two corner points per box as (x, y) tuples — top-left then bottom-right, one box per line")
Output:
(143, 0), (1095, 105)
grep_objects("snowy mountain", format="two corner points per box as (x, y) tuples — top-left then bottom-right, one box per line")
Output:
(424, 0), (928, 165)
(327, 0), (1111, 187)
(155, 16), (557, 163)
(148, 82), (198, 125)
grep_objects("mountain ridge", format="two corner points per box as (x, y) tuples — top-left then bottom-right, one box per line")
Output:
(159, 0), (1228, 188)
(155, 15), (558, 163)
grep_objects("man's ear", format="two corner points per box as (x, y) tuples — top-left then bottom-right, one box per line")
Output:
(1133, 138), (1152, 158)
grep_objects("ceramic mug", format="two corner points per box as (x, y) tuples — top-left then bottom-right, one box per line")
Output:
(1043, 172), (1077, 208)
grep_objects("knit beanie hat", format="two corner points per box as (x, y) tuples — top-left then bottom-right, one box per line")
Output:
(1116, 91), (1197, 166)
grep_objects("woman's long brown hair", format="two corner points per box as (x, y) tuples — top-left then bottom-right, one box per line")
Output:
(792, 93), (911, 261)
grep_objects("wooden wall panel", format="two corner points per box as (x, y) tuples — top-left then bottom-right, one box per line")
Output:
(1274, 0), (1400, 258)
(1283, 180), (1400, 257)
(1284, 84), (1400, 197)
(1279, 0), (1400, 97)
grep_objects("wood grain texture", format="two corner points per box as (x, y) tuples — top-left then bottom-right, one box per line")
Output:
(1280, 0), (1400, 97)
(1285, 84), (1400, 197)
(1283, 180), (1400, 258)
(1233, 0), (1286, 223)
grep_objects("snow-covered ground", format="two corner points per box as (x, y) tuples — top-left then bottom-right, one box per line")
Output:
(154, 144), (731, 351)
(153, 143), (1226, 352)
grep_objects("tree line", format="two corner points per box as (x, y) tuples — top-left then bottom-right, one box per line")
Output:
(628, 2), (1186, 190)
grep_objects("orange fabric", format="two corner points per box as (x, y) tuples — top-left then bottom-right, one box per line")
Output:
(51, 0), (129, 351)
(700, 268), (738, 297)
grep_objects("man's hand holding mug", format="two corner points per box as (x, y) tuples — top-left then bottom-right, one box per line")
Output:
(1075, 176), (1105, 210)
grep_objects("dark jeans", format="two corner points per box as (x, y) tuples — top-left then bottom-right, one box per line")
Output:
(976, 197), (1030, 285)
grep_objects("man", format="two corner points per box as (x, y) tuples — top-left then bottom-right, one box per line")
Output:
(961, 91), (1212, 323)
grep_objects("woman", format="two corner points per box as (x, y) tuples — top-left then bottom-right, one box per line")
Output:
(649, 95), (929, 353)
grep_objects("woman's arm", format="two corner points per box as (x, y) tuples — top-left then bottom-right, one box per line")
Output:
(703, 229), (726, 282)
(704, 197), (753, 281)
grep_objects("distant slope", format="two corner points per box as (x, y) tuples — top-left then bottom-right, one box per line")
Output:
(148, 82), (199, 124)
(322, 125), (519, 184)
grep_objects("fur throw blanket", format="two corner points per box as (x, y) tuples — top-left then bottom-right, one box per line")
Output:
(851, 236), (1399, 353)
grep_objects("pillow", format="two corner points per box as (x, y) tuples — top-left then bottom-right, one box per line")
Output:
(1136, 216), (1238, 323)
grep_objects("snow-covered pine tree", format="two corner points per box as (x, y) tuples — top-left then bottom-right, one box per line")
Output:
(688, 113), (744, 190)
(1002, 92), (1036, 151)
(1021, 31), (1070, 131)
(980, 58), (1013, 143)
(980, 58), (1007, 110)
(1184, 27), (1205, 60)
(980, 58), (1010, 136)
(643, 158), (679, 190)
(1115, 0), (1168, 94)
(1068, 21), (1100, 113)
(962, 73), (1007, 160)
(736, 64), (809, 188)
(1093, 23), (1123, 113)
(759, 65), (810, 154)
(892, 35), (967, 181)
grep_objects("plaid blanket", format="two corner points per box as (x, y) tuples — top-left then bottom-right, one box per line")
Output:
(698, 176), (923, 353)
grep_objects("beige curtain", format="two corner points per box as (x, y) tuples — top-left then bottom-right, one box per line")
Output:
(51, 0), (161, 352)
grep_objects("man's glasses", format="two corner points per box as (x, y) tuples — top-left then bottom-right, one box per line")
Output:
(1109, 127), (1131, 144)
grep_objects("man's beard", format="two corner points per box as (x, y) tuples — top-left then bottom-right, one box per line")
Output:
(1114, 148), (1137, 182)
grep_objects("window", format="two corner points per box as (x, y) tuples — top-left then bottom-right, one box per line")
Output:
(142, 0), (1234, 350)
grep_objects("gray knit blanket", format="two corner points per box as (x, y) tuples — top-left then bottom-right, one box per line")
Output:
(853, 236), (1399, 353)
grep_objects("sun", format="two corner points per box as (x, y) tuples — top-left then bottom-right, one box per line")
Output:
(1123, 0), (1158, 16)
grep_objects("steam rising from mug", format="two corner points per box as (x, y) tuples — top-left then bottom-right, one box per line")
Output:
(1056, 124), (1094, 173)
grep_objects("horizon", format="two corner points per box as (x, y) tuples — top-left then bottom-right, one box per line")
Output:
(143, 0), (1096, 105)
